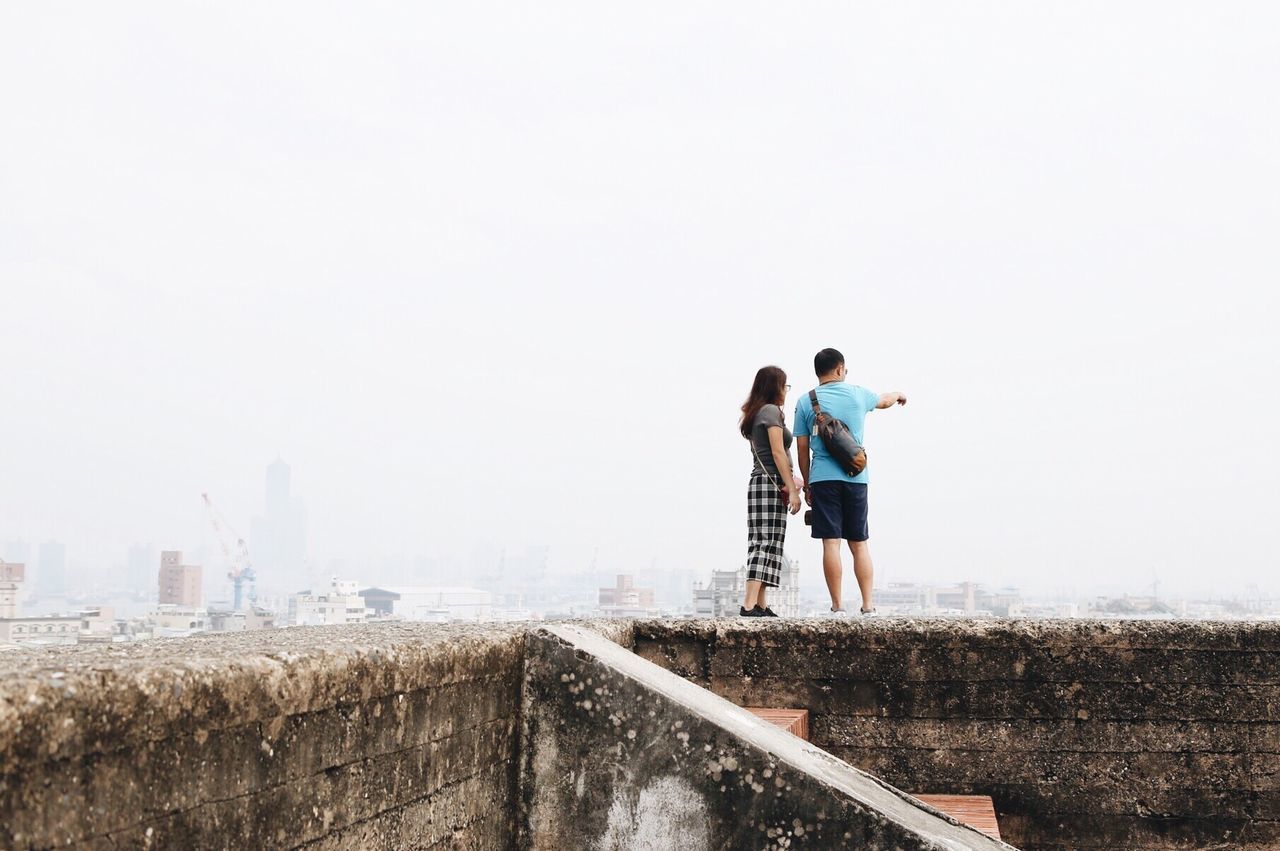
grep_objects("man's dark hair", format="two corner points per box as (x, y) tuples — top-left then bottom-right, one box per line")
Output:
(814, 348), (845, 377)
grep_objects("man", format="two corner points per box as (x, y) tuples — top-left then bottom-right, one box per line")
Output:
(794, 348), (906, 615)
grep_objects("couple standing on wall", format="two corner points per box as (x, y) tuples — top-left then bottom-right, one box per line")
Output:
(738, 347), (907, 618)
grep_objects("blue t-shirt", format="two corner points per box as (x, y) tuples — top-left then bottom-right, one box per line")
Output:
(794, 383), (879, 484)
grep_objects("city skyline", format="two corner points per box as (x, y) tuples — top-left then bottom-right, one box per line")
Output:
(2, 445), (1277, 604)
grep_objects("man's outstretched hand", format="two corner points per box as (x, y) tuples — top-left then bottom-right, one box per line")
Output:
(877, 392), (907, 409)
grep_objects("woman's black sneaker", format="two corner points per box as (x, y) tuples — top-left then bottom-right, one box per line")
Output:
(754, 606), (779, 617)
(739, 606), (765, 617)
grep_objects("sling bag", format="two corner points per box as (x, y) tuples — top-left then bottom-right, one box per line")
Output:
(808, 388), (867, 476)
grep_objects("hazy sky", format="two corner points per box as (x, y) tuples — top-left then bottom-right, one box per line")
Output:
(2, 3), (1277, 597)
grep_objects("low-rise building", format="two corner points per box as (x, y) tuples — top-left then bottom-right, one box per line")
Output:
(876, 582), (931, 612)
(874, 581), (1024, 616)
(1085, 595), (1176, 618)
(290, 578), (371, 626)
(359, 586), (491, 622)
(490, 607), (536, 622)
(149, 605), (209, 637)
(597, 575), (659, 618)
(78, 606), (117, 640)
(693, 560), (801, 617)
(208, 606), (277, 632)
(0, 615), (80, 646)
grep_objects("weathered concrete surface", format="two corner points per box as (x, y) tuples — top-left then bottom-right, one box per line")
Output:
(4, 617), (1274, 850)
(522, 623), (1016, 850)
(632, 617), (1280, 851)
(0, 623), (533, 850)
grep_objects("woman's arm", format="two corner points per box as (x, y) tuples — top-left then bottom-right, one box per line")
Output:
(796, 435), (810, 500)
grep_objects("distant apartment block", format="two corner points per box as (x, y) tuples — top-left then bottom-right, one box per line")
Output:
(158, 551), (203, 607)
(693, 560), (801, 617)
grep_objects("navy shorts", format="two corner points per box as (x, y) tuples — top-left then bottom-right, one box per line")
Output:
(809, 481), (869, 541)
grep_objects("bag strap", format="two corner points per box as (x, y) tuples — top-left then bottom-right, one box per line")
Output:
(808, 389), (822, 415)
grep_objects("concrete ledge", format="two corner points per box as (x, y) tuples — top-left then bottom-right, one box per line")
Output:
(0, 623), (525, 764)
(0, 623), (534, 849)
(521, 624), (1016, 850)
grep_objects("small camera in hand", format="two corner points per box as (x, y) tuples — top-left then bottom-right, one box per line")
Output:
(803, 509), (813, 526)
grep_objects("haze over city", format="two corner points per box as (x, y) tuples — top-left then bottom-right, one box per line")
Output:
(3, 2), (1278, 603)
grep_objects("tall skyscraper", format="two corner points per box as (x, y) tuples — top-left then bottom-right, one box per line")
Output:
(37, 540), (67, 596)
(250, 458), (308, 586)
(158, 550), (202, 607)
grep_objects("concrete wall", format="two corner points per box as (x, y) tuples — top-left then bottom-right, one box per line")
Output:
(632, 618), (1280, 850)
(0, 623), (528, 850)
(522, 624), (1012, 851)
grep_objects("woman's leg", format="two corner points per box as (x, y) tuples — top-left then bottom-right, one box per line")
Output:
(745, 473), (774, 610)
(754, 497), (785, 612)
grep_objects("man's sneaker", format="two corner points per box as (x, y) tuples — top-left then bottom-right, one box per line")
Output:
(826, 607), (850, 618)
(739, 606), (765, 617)
(754, 606), (779, 618)
(860, 607), (878, 616)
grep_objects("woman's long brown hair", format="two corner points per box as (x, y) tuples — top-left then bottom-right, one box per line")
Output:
(739, 366), (787, 439)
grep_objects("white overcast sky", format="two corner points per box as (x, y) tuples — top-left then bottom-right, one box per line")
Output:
(1, 3), (1277, 597)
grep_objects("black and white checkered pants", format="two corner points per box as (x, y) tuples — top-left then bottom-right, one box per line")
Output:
(746, 469), (787, 588)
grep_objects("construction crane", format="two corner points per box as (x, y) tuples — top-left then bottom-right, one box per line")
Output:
(201, 492), (256, 611)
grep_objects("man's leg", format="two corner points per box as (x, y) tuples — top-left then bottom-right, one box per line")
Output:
(843, 483), (873, 612)
(822, 539), (844, 610)
(848, 540), (874, 612)
(810, 482), (847, 611)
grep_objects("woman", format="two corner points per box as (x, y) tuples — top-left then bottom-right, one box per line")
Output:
(739, 365), (801, 617)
